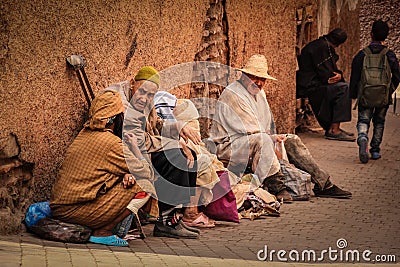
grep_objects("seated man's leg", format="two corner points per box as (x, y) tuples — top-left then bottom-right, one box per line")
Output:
(308, 83), (354, 141)
(216, 133), (291, 202)
(328, 82), (352, 127)
(284, 134), (331, 190)
(151, 148), (199, 238)
(247, 134), (292, 202)
(324, 82), (355, 141)
(307, 86), (331, 131)
(285, 134), (352, 198)
(226, 133), (280, 185)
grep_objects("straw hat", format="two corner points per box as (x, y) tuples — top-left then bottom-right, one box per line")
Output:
(238, 54), (277, 81)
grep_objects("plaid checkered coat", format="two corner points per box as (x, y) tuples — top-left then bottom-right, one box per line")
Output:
(50, 91), (156, 229)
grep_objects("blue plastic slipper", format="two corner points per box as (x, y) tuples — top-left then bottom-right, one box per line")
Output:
(88, 235), (128, 247)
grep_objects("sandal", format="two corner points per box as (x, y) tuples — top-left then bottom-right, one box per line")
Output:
(199, 212), (215, 224)
(182, 213), (215, 228)
(89, 235), (129, 247)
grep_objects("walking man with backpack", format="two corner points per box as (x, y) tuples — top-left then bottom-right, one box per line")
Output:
(350, 20), (400, 163)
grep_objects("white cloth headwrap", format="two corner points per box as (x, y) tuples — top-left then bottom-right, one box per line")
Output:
(153, 91), (177, 121)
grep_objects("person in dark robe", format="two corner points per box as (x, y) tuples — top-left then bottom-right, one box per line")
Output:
(297, 28), (355, 142)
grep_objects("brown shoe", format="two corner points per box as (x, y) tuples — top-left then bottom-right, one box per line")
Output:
(276, 189), (293, 203)
(313, 185), (352, 199)
(327, 129), (355, 137)
(325, 131), (356, 142)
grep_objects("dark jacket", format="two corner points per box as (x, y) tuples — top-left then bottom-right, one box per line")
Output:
(296, 36), (345, 97)
(349, 41), (400, 100)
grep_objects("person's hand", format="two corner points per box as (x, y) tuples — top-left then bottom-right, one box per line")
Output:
(122, 173), (136, 189)
(276, 134), (287, 143)
(179, 139), (195, 168)
(124, 132), (138, 146)
(328, 72), (342, 84)
(180, 124), (201, 145)
(274, 147), (283, 160)
(123, 132), (142, 158)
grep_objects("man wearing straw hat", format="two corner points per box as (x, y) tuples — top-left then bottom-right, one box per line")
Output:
(209, 54), (352, 200)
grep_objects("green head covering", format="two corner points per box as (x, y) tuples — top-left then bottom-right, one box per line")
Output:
(134, 66), (160, 87)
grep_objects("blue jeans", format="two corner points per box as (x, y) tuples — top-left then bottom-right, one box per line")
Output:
(357, 106), (388, 153)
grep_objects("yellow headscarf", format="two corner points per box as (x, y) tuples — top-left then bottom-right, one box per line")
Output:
(134, 66), (160, 88)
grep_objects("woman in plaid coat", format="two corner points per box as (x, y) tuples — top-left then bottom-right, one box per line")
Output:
(50, 91), (155, 246)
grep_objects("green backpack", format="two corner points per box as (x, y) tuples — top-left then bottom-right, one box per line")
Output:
(357, 47), (392, 108)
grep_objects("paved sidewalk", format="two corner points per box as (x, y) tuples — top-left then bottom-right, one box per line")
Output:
(1, 110), (399, 266)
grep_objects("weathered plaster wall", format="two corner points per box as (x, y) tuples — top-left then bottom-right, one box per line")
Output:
(0, 0), (208, 233)
(0, 0), (296, 233)
(189, 0), (297, 137)
(330, 1), (360, 80)
(360, 0), (400, 58)
(227, 0), (297, 134)
(295, 0), (360, 80)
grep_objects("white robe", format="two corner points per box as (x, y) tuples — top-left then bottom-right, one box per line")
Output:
(209, 81), (280, 185)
